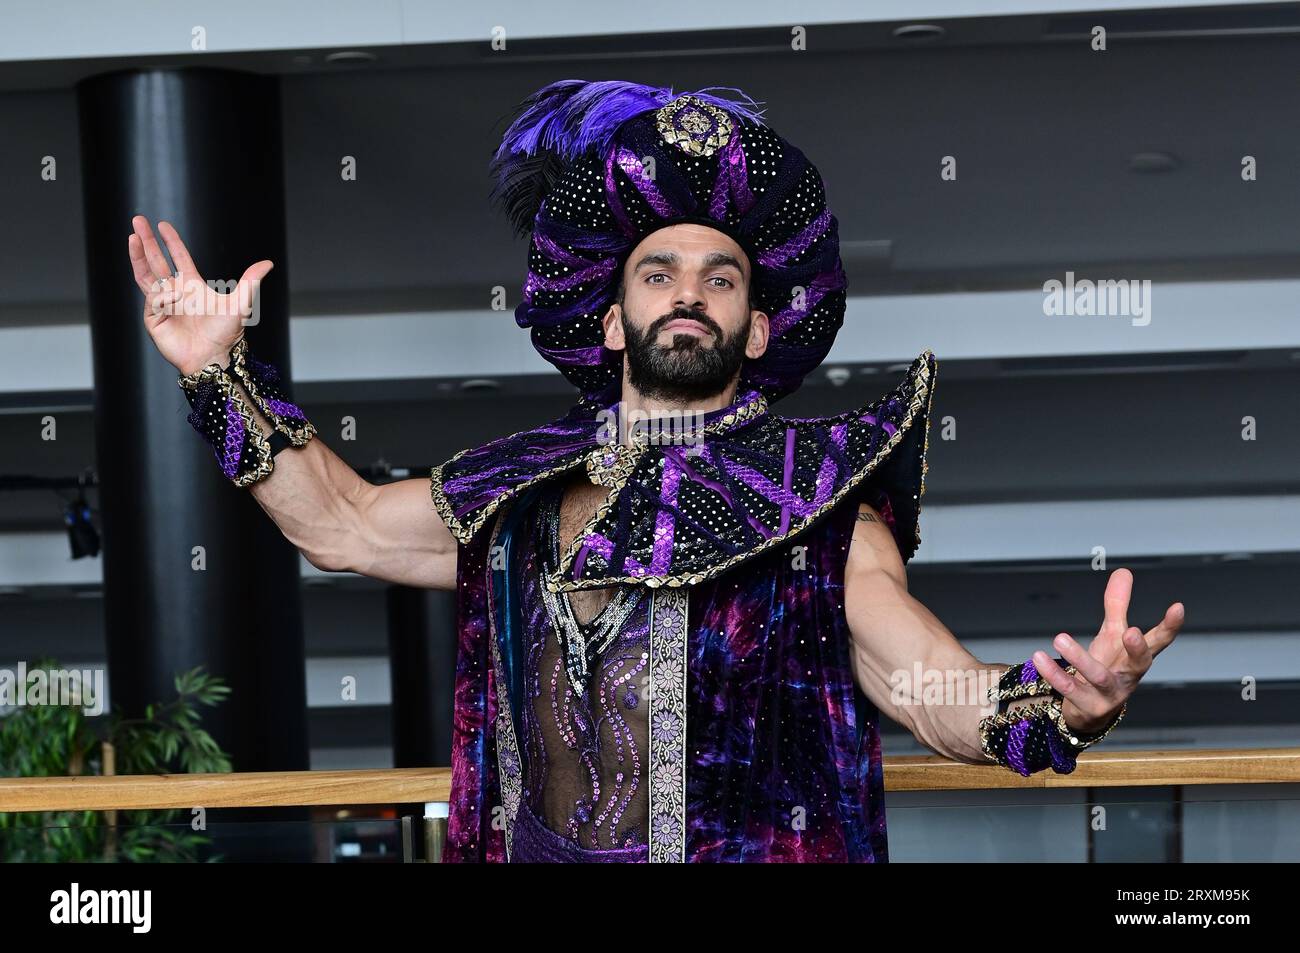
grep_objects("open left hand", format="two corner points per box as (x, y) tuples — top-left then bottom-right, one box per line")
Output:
(1032, 568), (1184, 735)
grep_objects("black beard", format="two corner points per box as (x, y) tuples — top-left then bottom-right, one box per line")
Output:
(621, 309), (751, 402)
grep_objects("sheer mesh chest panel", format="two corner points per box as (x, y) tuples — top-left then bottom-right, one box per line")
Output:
(517, 484), (652, 850)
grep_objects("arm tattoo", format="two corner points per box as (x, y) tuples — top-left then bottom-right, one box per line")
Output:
(856, 510), (880, 523)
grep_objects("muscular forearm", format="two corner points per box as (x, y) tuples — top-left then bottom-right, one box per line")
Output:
(220, 374), (371, 573)
(229, 379), (457, 587)
(847, 568), (1037, 766)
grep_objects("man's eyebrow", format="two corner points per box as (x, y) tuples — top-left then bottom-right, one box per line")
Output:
(701, 251), (745, 274)
(633, 251), (679, 272)
(632, 250), (745, 274)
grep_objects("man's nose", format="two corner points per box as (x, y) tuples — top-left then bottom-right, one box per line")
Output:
(672, 278), (707, 312)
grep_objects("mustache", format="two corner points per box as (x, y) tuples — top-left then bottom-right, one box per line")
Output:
(648, 309), (722, 343)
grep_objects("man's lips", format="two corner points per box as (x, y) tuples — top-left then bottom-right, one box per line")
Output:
(661, 317), (712, 337)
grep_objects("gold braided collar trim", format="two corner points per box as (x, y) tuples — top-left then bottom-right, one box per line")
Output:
(429, 390), (769, 549)
(430, 349), (937, 591)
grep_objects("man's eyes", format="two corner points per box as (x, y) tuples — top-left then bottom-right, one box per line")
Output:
(645, 273), (734, 288)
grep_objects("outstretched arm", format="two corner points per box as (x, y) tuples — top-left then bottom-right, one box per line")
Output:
(843, 502), (1183, 764)
(130, 214), (457, 590)
(236, 407), (457, 589)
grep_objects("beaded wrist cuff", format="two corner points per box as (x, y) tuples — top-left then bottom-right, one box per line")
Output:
(177, 338), (315, 486)
(1049, 696), (1127, 752)
(979, 700), (1082, 776)
(988, 655), (1072, 714)
(178, 358), (274, 487)
(979, 695), (1129, 777)
(229, 337), (316, 446)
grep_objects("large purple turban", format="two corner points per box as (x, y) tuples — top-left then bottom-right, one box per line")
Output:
(489, 79), (848, 406)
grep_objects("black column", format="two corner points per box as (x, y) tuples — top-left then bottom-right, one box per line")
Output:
(386, 585), (458, 769)
(77, 69), (310, 852)
(387, 584), (457, 860)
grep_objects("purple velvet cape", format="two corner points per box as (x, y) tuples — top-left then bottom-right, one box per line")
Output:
(434, 351), (937, 862)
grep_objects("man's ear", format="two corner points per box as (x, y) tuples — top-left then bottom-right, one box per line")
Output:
(603, 304), (626, 351)
(745, 310), (770, 360)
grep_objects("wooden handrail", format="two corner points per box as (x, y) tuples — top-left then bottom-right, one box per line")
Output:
(0, 748), (1296, 813)
(0, 767), (451, 812)
(883, 746), (1300, 790)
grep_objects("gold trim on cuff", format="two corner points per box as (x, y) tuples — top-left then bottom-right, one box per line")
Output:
(228, 337), (318, 447)
(1048, 698), (1127, 752)
(176, 357), (274, 487)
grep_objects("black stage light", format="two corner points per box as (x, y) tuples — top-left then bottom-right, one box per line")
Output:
(64, 493), (99, 559)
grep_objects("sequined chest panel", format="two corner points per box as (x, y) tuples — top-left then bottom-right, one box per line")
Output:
(486, 491), (692, 862)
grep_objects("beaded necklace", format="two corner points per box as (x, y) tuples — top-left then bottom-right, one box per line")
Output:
(536, 486), (645, 700)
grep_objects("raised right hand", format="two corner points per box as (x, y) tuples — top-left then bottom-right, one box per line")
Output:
(1031, 568), (1183, 736)
(128, 214), (274, 376)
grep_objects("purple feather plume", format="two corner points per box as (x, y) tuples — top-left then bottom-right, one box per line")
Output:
(488, 79), (768, 235)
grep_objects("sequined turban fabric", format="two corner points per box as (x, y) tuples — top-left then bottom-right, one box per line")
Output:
(489, 79), (848, 405)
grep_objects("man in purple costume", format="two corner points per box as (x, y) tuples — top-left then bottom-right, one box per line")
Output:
(135, 79), (1183, 862)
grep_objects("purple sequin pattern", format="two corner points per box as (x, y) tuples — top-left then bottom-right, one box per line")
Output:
(242, 351), (311, 431)
(433, 349), (936, 587)
(222, 398), (245, 479)
(445, 494), (889, 862)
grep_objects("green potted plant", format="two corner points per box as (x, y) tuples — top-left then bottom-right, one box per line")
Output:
(0, 661), (231, 862)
